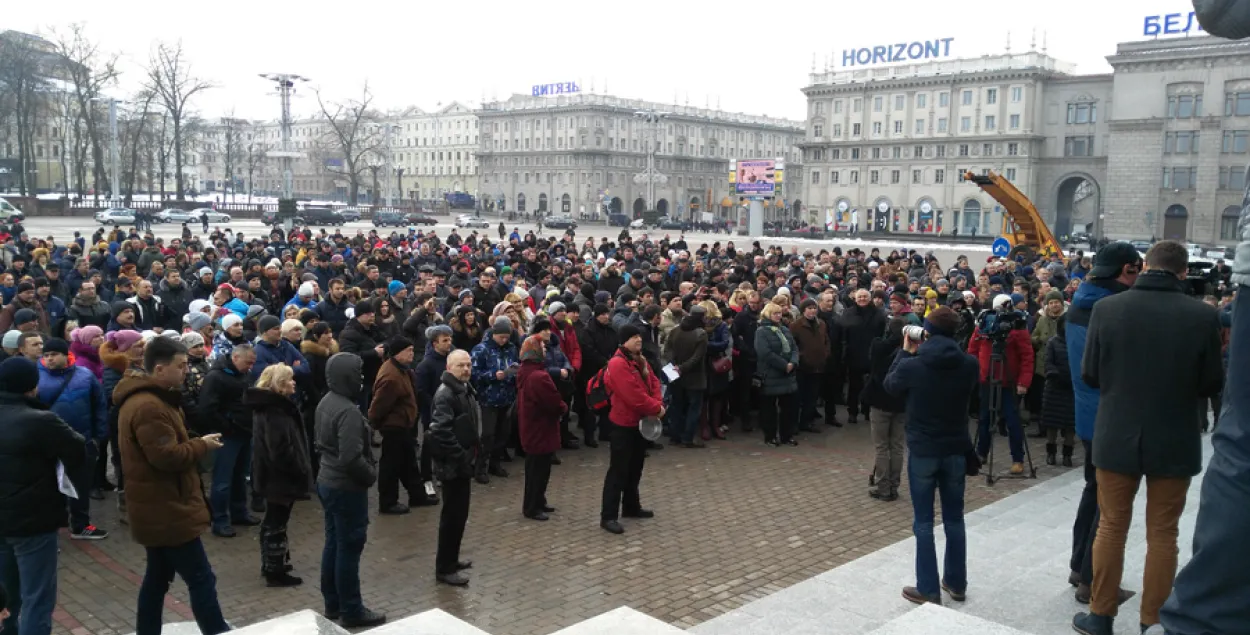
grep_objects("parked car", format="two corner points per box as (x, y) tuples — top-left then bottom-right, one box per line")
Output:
(191, 208), (231, 223)
(155, 208), (193, 223)
(261, 209), (305, 226)
(456, 215), (490, 228)
(657, 218), (688, 231)
(373, 209), (407, 227)
(299, 206), (347, 226)
(406, 212), (438, 225)
(544, 216), (578, 230)
(95, 208), (136, 226)
(629, 218), (647, 229)
(337, 207), (362, 222)
(1130, 240), (1153, 255)
(0, 198), (24, 222)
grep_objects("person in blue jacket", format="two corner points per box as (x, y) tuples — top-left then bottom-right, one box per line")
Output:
(250, 315), (310, 384)
(470, 317), (520, 482)
(36, 338), (109, 539)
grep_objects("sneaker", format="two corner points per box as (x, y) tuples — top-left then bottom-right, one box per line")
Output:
(71, 526), (109, 540)
(600, 519), (625, 534)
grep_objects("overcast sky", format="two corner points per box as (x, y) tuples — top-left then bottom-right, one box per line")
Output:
(6, 0), (1206, 122)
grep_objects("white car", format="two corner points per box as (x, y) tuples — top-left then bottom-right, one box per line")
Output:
(629, 218), (646, 229)
(456, 215), (490, 228)
(190, 208), (231, 223)
(95, 208), (136, 225)
(155, 208), (194, 223)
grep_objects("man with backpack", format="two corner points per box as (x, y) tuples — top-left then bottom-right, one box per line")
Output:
(579, 304), (618, 447)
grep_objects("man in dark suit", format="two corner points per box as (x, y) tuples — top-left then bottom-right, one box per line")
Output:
(1072, 240), (1223, 635)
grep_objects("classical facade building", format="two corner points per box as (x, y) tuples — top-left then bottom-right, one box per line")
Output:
(801, 35), (1250, 244)
(475, 93), (803, 222)
(391, 102), (480, 203)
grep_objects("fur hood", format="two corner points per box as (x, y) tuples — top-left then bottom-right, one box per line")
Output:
(100, 340), (137, 373)
(300, 339), (340, 358)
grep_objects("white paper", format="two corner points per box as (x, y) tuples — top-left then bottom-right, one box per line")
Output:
(662, 363), (680, 382)
(57, 462), (79, 499)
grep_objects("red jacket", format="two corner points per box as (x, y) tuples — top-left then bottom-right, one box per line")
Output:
(517, 360), (566, 454)
(966, 326), (1035, 389)
(604, 349), (663, 428)
(557, 319), (582, 372)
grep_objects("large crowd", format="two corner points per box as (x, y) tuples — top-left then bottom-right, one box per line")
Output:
(0, 218), (1236, 635)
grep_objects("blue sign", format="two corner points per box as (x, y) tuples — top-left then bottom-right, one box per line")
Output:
(842, 38), (954, 67)
(991, 237), (1012, 258)
(1143, 12), (1204, 36)
(532, 82), (580, 97)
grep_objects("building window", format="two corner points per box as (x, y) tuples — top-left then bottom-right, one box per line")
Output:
(869, 170), (880, 184)
(831, 170), (840, 184)
(1005, 168), (1017, 181)
(986, 88), (998, 105)
(1067, 103), (1097, 124)
(985, 115), (996, 131)
(1222, 130), (1249, 153)
(851, 148), (861, 159)
(962, 90), (973, 105)
(894, 121), (904, 134)
(892, 147), (901, 158)
(832, 148), (842, 160)
(1064, 136), (1094, 157)
(983, 143), (994, 156)
(958, 144), (969, 156)
(936, 118), (947, 133)
(912, 169), (922, 184)
(1008, 142), (1019, 156)
(939, 92), (949, 107)
(890, 170), (901, 184)
(894, 95), (905, 110)
(1168, 95), (1203, 119)
(1011, 86), (1023, 103)
(1222, 207), (1242, 240)
(872, 122), (883, 135)
(850, 170), (859, 183)
(871, 96), (882, 112)
(872, 147), (882, 159)
(1220, 166), (1248, 190)
(1009, 114), (1021, 130)
(1165, 131), (1200, 154)
(834, 100), (844, 114)
(936, 145), (946, 157)
(813, 124), (823, 137)
(853, 98), (862, 113)
(914, 145), (924, 157)
(811, 170), (820, 184)
(960, 117), (971, 132)
(852, 123), (862, 136)
(935, 169), (945, 184)
(917, 94), (928, 108)
(914, 119), (924, 134)
(1163, 166), (1198, 189)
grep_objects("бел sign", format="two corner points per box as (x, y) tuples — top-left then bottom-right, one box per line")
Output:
(842, 38), (954, 67)
(735, 160), (776, 196)
(532, 82), (580, 97)
(1143, 12), (1204, 36)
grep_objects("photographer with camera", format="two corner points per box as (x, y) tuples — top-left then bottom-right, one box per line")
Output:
(967, 294), (1034, 476)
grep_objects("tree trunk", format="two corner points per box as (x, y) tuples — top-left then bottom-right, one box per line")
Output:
(173, 116), (184, 200)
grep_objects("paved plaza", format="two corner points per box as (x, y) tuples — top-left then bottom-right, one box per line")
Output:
(54, 412), (1057, 635)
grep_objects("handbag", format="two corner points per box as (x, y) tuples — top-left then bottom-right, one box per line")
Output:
(711, 355), (733, 374)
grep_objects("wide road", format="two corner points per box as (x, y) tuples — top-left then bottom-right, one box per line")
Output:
(19, 215), (992, 269)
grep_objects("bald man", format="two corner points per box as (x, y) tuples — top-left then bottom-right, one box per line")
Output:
(427, 349), (479, 586)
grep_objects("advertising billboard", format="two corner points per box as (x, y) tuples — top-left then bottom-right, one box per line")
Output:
(735, 159), (776, 195)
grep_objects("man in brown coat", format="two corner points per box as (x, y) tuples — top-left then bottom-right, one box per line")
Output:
(368, 336), (421, 515)
(791, 298), (830, 432)
(116, 336), (230, 635)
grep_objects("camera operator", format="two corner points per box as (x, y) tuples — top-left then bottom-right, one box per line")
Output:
(967, 294), (1033, 476)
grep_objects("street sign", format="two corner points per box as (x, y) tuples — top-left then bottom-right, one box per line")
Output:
(991, 237), (1012, 258)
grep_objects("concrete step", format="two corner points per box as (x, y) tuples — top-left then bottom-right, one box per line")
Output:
(864, 604), (1036, 635)
(364, 608), (490, 635)
(551, 607), (685, 635)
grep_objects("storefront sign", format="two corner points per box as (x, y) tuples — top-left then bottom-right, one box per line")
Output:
(842, 38), (954, 67)
(532, 82), (580, 97)
(1143, 12), (1204, 36)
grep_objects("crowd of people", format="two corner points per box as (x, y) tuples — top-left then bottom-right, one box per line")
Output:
(0, 216), (1236, 635)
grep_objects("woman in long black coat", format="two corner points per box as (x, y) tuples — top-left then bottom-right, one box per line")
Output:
(1040, 315), (1076, 467)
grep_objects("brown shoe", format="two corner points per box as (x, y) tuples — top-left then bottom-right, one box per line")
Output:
(1010, 462), (1025, 475)
(941, 580), (966, 602)
(1076, 584), (1136, 605)
(902, 586), (940, 605)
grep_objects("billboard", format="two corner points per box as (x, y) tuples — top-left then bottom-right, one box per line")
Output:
(735, 159), (776, 195)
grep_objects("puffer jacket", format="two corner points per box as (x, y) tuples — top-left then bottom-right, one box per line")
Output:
(754, 318), (799, 396)
(181, 354), (211, 435)
(469, 335), (519, 407)
(967, 324), (1034, 389)
(368, 358), (419, 430)
(1040, 332), (1075, 431)
(704, 319), (732, 395)
(1030, 310), (1064, 376)
(315, 353), (377, 491)
(865, 336), (905, 413)
(247, 387), (313, 503)
(252, 338), (310, 382)
(36, 363), (107, 442)
(66, 295), (112, 331)
(603, 349), (663, 428)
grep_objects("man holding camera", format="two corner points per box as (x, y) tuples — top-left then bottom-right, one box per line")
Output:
(967, 294), (1034, 476)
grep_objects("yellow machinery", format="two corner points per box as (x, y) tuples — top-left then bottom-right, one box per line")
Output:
(963, 170), (1065, 259)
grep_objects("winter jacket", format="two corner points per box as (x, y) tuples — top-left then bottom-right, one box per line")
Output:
(158, 281), (195, 331)
(1066, 278), (1127, 441)
(210, 332), (245, 361)
(101, 341), (140, 416)
(659, 309), (682, 350)
(36, 364), (107, 442)
(182, 354), (211, 435)
(865, 336), (905, 413)
(604, 349), (663, 428)
(338, 318), (383, 391)
(0, 391), (86, 537)
(427, 372), (482, 481)
(369, 358), (419, 430)
(704, 320), (732, 395)
(300, 340), (337, 412)
(251, 338), (310, 382)
(416, 345), (450, 425)
(838, 304), (887, 373)
(1083, 271), (1223, 478)
(733, 306), (761, 365)
(1040, 332), (1075, 431)
(126, 294), (167, 331)
(66, 296), (111, 331)
(610, 305), (634, 331)
(664, 314), (709, 391)
(247, 387), (313, 503)
(754, 318), (799, 396)
(402, 308), (440, 353)
(967, 324), (1034, 389)
(555, 319), (582, 372)
(470, 335), (519, 407)
(517, 359), (566, 455)
(42, 295), (66, 337)
(199, 354), (253, 438)
(71, 340), (104, 381)
(1030, 311), (1063, 376)
(544, 330), (575, 384)
(115, 374), (212, 547)
(580, 319), (618, 377)
(883, 335), (980, 458)
(0, 296), (48, 334)
(791, 316), (831, 373)
(315, 353), (378, 491)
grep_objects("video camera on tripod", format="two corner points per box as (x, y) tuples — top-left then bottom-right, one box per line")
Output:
(972, 301), (1038, 484)
(974, 307), (1028, 342)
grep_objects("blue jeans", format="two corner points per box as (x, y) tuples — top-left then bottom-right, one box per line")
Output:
(136, 538), (229, 635)
(908, 454), (967, 600)
(0, 532), (58, 635)
(668, 385), (704, 444)
(210, 435), (251, 531)
(318, 485), (369, 619)
(976, 383), (1024, 462)
(1160, 288), (1249, 634)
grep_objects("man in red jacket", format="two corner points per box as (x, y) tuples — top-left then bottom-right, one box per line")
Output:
(599, 324), (663, 535)
(967, 294), (1034, 475)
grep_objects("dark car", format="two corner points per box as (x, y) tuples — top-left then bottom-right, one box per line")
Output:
(261, 209), (305, 226)
(299, 206), (347, 226)
(545, 216), (578, 230)
(373, 210), (406, 227)
(337, 207), (362, 222)
(405, 212), (438, 225)
(658, 219), (688, 231)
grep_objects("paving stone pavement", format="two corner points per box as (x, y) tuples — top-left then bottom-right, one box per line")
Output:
(53, 411), (1060, 635)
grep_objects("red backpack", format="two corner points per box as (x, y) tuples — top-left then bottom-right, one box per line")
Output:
(585, 365), (612, 414)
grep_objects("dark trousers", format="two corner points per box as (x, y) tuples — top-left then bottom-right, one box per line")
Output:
(821, 369), (843, 423)
(573, 374), (592, 439)
(136, 538), (229, 635)
(668, 385), (704, 444)
(436, 477), (472, 574)
(479, 405), (510, 470)
(69, 441), (96, 532)
(317, 485), (369, 619)
(731, 359), (758, 426)
(522, 453), (553, 516)
(797, 371), (822, 424)
(260, 501), (294, 576)
(600, 425), (645, 521)
(1071, 439), (1098, 582)
(97, 408), (123, 489)
(377, 428), (419, 508)
(419, 419), (434, 483)
(846, 369), (867, 418)
(0, 532), (58, 635)
(758, 392), (798, 443)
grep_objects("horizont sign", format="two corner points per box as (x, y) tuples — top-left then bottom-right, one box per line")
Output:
(532, 82), (580, 97)
(842, 38), (954, 67)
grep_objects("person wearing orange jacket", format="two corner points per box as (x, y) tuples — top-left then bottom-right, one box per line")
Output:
(967, 294), (1034, 475)
(598, 324), (663, 536)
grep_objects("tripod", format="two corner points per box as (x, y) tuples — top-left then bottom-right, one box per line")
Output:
(975, 339), (1038, 485)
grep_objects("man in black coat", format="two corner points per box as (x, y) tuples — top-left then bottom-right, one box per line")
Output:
(1072, 241), (1224, 635)
(732, 292), (762, 431)
(158, 269), (195, 331)
(580, 304), (619, 446)
(427, 350), (479, 587)
(838, 288), (887, 423)
(339, 300), (385, 411)
(0, 357), (86, 635)
(199, 344), (259, 538)
(65, 281), (111, 331)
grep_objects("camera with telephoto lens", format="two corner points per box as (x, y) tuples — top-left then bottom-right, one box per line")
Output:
(975, 308), (1027, 342)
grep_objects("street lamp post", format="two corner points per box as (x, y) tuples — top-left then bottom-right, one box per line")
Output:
(89, 97), (123, 205)
(260, 73), (308, 232)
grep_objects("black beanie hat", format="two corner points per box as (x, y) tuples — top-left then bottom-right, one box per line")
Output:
(618, 323), (643, 346)
(111, 301), (133, 320)
(258, 315), (281, 333)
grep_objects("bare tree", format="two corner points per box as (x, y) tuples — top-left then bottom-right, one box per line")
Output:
(0, 33), (49, 196)
(119, 90), (155, 205)
(219, 113), (245, 202)
(147, 41), (210, 200)
(53, 24), (119, 202)
(315, 82), (381, 204)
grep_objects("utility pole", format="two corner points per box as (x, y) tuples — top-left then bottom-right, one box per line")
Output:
(260, 73), (308, 232)
(107, 99), (120, 206)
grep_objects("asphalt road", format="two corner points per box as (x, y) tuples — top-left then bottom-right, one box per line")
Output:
(19, 216), (991, 269)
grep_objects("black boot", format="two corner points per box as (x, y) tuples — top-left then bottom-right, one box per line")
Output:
(1046, 443), (1057, 466)
(1062, 445), (1074, 468)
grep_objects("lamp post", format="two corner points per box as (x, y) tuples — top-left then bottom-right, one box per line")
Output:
(89, 97), (122, 205)
(260, 73), (308, 232)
